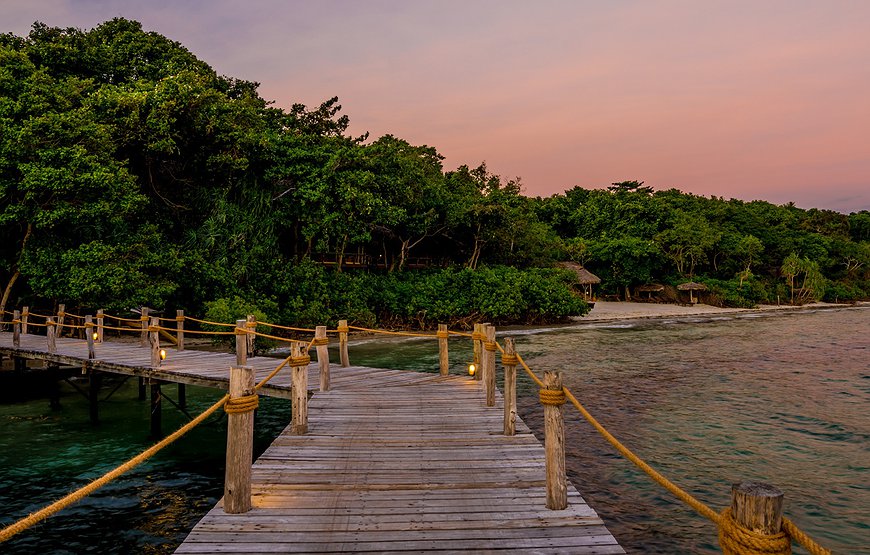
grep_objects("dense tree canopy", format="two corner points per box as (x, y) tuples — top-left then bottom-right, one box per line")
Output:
(1, 19), (867, 326)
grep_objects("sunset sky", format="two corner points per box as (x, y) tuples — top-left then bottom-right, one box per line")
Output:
(4, 0), (869, 213)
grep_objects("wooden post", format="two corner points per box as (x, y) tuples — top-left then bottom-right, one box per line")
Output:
(150, 380), (162, 438)
(224, 365), (255, 514)
(484, 324), (496, 407)
(176, 310), (185, 351)
(139, 306), (149, 347)
(290, 342), (308, 435)
(12, 310), (20, 347)
(543, 370), (567, 510)
(21, 306), (28, 334)
(438, 323), (449, 376)
(246, 314), (256, 355)
(85, 315), (95, 360)
(89, 371), (102, 423)
(503, 338), (517, 436)
(315, 325), (329, 392)
(473, 322), (487, 381)
(235, 319), (247, 366)
(46, 317), (56, 354)
(724, 481), (785, 554)
(96, 309), (104, 343)
(149, 317), (160, 367)
(338, 319), (349, 367)
(57, 304), (65, 338)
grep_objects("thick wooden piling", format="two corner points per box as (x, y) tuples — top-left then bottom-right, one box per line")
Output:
(138, 377), (146, 401)
(176, 310), (185, 351)
(503, 338), (517, 436)
(543, 370), (567, 510)
(178, 383), (187, 409)
(315, 326), (329, 392)
(139, 306), (149, 347)
(290, 342), (308, 435)
(224, 365), (255, 514)
(235, 319), (247, 366)
(438, 323), (449, 376)
(484, 324), (496, 407)
(723, 481), (785, 555)
(149, 317), (160, 367)
(86, 315), (95, 360)
(338, 319), (349, 367)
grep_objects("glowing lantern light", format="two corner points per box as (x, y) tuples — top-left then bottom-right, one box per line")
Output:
(159, 348), (167, 361)
(468, 363), (476, 376)
(92, 332), (99, 341)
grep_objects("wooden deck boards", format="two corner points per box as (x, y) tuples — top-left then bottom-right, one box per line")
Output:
(0, 330), (623, 553)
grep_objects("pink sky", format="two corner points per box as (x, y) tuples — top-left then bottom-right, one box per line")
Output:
(4, 1), (869, 212)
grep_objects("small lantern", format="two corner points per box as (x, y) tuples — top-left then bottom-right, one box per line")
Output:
(468, 363), (476, 376)
(159, 348), (167, 361)
(92, 331), (99, 341)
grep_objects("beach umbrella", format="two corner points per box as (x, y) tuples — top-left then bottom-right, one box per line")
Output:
(677, 281), (707, 304)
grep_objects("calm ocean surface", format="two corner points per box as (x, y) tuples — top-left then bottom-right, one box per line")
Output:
(1, 306), (867, 553)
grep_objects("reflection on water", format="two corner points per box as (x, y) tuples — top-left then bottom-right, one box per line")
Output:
(1, 307), (867, 553)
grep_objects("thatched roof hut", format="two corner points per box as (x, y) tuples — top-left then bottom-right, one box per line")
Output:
(636, 284), (665, 300)
(556, 262), (601, 299)
(677, 281), (708, 303)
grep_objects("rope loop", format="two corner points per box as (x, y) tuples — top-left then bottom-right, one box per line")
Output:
(147, 326), (159, 333)
(289, 355), (311, 367)
(84, 322), (94, 328)
(21, 311), (28, 318)
(436, 330), (449, 339)
(140, 316), (149, 322)
(717, 507), (791, 555)
(311, 337), (329, 347)
(337, 325), (349, 334)
(471, 331), (486, 341)
(539, 388), (566, 406)
(224, 394), (259, 414)
(484, 341), (497, 352)
(245, 321), (257, 328)
(176, 316), (185, 322)
(234, 327), (249, 336)
(501, 353), (519, 366)
(58, 311), (65, 318)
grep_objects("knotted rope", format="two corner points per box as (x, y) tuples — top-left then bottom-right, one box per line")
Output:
(224, 394), (259, 414)
(311, 337), (329, 347)
(337, 325), (350, 334)
(539, 388), (566, 406)
(484, 340), (497, 352)
(471, 331), (486, 341)
(289, 354), (311, 367)
(435, 330), (449, 339)
(718, 508), (791, 554)
(501, 352), (519, 366)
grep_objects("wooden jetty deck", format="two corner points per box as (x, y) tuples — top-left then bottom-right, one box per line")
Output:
(0, 330), (624, 553)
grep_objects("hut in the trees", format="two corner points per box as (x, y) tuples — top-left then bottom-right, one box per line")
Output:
(677, 281), (708, 304)
(636, 284), (665, 301)
(557, 262), (601, 300)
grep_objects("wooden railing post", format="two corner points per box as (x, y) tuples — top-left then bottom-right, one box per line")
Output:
(21, 306), (29, 334)
(338, 319), (349, 367)
(438, 323), (449, 376)
(224, 365), (255, 514)
(290, 342), (309, 435)
(139, 306), (149, 347)
(96, 309), (104, 343)
(46, 317), (56, 354)
(149, 317), (161, 367)
(503, 338), (517, 435)
(722, 482), (785, 555)
(543, 370), (567, 510)
(12, 310), (20, 347)
(315, 326), (330, 391)
(86, 315), (95, 360)
(176, 310), (185, 351)
(472, 323), (486, 381)
(235, 319), (247, 366)
(56, 304), (65, 338)
(484, 324), (496, 407)
(246, 314), (256, 355)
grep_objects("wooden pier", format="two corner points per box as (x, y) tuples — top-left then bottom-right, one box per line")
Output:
(0, 327), (623, 553)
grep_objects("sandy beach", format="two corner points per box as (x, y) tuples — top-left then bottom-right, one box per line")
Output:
(580, 300), (859, 322)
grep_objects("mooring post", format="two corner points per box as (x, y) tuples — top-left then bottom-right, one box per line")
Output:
(57, 304), (65, 338)
(139, 306), (149, 347)
(46, 317), (56, 354)
(21, 306), (28, 335)
(12, 309), (20, 348)
(176, 309), (185, 351)
(315, 325), (329, 391)
(246, 314), (256, 355)
(150, 380), (162, 438)
(484, 324), (497, 407)
(503, 338), (517, 435)
(149, 317), (161, 367)
(235, 319), (247, 366)
(224, 365), (255, 514)
(338, 319), (350, 367)
(438, 323), (449, 376)
(85, 315), (95, 360)
(290, 342), (309, 435)
(543, 370), (567, 510)
(722, 481), (785, 555)
(96, 309), (104, 343)
(89, 371), (102, 423)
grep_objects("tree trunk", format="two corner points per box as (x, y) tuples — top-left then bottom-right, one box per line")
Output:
(0, 223), (32, 318)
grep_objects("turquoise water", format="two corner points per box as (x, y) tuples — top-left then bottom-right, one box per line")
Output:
(1, 307), (867, 553)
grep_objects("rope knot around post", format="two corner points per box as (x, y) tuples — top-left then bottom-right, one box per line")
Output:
(84, 322), (94, 328)
(147, 325), (160, 333)
(718, 507), (792, 555)
(436, 330), (449, 339)
(140, 315), (148, 322)
(471, 331), (486, 341)
(289, 354), (311, 367)
(484, 340), (497, 352)
(539, 388), (567, 406)
(245, 321), (257, 328)
(176, 315), (185, 322)
(224, 394), (260, 414)
(234, 327), (249, 336)
(337, 325), (349, 333)
(501, 352), (519, 366)
(311, 337), (329, 347)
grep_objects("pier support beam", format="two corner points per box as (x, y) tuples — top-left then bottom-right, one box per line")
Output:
(178, 383), (187, 409)
(138, 377), (146, 400)
(89, 371), (102, 423)
(224, 365), (255, 514)
(150, 381), (163, 438)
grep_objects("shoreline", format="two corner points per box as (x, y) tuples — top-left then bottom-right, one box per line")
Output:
(577, 300), (866, 324)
